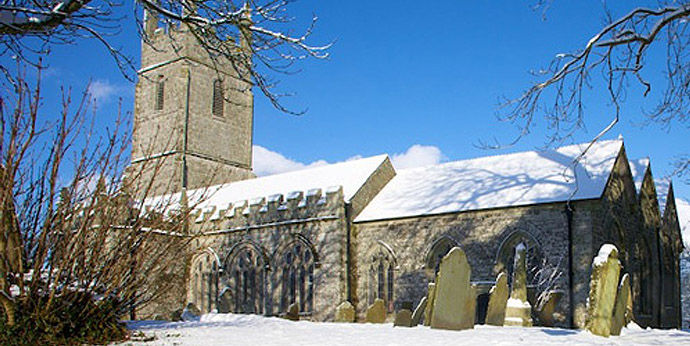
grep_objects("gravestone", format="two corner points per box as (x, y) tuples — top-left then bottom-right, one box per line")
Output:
(284, 302), (300, 321)
(486, 272), (509, 326)
(610, 273), (630, 336)
(181, 302), (201, 322)
(585, 244), (621, 337)
(365, 298), (387, 323)
(393, 309), (413, 327)
(504, 243), (533, 327)
(411, 297), (427, 326)
(423, 283), (436, 326)
(430, 247), (475, 330)
(535, 290), (563, 327)
(335, 301), (356, 323)
(217, 288), (232, 313)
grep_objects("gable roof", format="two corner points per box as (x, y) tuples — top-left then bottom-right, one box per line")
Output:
(355, 139), (623, 222)
(144, 154), (390, 211)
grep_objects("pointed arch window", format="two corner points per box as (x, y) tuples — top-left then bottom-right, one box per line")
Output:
(279, 242), (314, 314)
(225, 246), (265, 314)
(154, 75), (165, 111)
(368, 244), (396, 312)
(495, 231), (545, 288)
(189, 251), (218, 313)
(212, 79), (224, 118)
(426, 237), (456, 276)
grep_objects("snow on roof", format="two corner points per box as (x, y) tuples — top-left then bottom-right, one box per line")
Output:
(655, 178), (673, 213)
(676, 198), (690, 247)
(144, 154), (389, 212)
(655, 178), (690, 247)
(355, 139), (623, 222)
(628, 157), (650, 193)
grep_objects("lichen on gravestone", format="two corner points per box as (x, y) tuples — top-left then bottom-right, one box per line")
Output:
(486, 272), (509, 326)
(365, 298), (387, 323)
(610, 273), (630, 336)
(429, 247), (475, 330)
(585, 244), (621, 337)
(334, 301), (356, 323)
(423, 282), (436, 327)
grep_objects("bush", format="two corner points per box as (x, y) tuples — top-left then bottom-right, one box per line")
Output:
(0, 292), (128, 346)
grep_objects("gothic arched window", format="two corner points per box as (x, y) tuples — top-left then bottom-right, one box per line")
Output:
(189, 251), (219, 313)
(225, 246), (265, 314)
(279, 242), (314, 314)
(212, 79), (224, 117)
(426, 237), (457, 276)
(154, 75), (165, 111)
(495, 231), (545, 289)
(368, 243), (396, 312)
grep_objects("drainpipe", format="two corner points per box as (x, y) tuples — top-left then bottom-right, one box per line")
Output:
(344, 203), (353, 302)
(565, 203), (575, 329)
(182, 67), (191, 189)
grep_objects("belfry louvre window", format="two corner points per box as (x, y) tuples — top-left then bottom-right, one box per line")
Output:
(154, 76), (165, 111)
(212, 79), (224, 117)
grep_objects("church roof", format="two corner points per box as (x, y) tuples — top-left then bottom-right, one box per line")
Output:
(355, 139), (624, 222)
(145, 154), (390, 212)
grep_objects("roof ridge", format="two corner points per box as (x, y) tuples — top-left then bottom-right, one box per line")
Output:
(396, 138), (623, 173)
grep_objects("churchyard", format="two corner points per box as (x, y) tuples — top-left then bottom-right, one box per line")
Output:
(117, 243), (690, 345)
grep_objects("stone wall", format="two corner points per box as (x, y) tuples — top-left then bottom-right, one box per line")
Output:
(352, 202), (576, 326)
(131, 24), (254, 197)
(182, 187), (349, 321)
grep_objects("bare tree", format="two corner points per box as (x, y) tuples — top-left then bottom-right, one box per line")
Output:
(497, 2), (690, 178)
(0, 0), (330, 113)
(0, 64), (206, 343)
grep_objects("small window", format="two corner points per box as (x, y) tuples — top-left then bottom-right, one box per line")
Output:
(155, 76), (165, 111)
(212, 79), (224, 117)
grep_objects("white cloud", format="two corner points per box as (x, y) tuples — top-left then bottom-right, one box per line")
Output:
(88, 79), (119, 104)
(252, 144), (446, 177)
(252, 146), (328, 176)
(390, 144), (445, 169)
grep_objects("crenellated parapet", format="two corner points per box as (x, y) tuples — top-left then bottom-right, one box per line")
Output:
(190, 185), (345, 233)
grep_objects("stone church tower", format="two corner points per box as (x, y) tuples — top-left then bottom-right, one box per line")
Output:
(129, 11), (255, 197)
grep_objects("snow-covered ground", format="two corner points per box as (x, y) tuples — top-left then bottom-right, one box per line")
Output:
(116, 313), (690, 346)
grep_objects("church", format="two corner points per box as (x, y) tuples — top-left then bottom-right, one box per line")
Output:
(129, 16), (683, 329)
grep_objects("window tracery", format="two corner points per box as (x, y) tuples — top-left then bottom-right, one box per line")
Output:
(368, 244), (395, 312)
(279, 242), (314, 314)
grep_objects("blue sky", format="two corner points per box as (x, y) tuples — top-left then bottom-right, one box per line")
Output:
(3, 1), (689, 203)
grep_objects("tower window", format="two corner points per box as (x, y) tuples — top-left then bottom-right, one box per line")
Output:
(154, 76), (165, 111)
(212, 79), (224, 117)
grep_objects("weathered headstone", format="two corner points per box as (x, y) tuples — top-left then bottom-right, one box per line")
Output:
(486, 272), (509, 326)
(365, 298), (387, 323)
(430, 247), (475, 330)
(284, 302), (300, 321)
(217, 287), (232, 313)
(335, 301), (356, 323)
(585, 244), (621, 337)
(181, 302), (201, 321)
(423, 283), (436, 326)
(504, 243), (533, 327)
(535, 290), (563, 327)
(411, 296), (427, 326)
(610, 273), (630, 336)
(393, 309), (413, 327)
